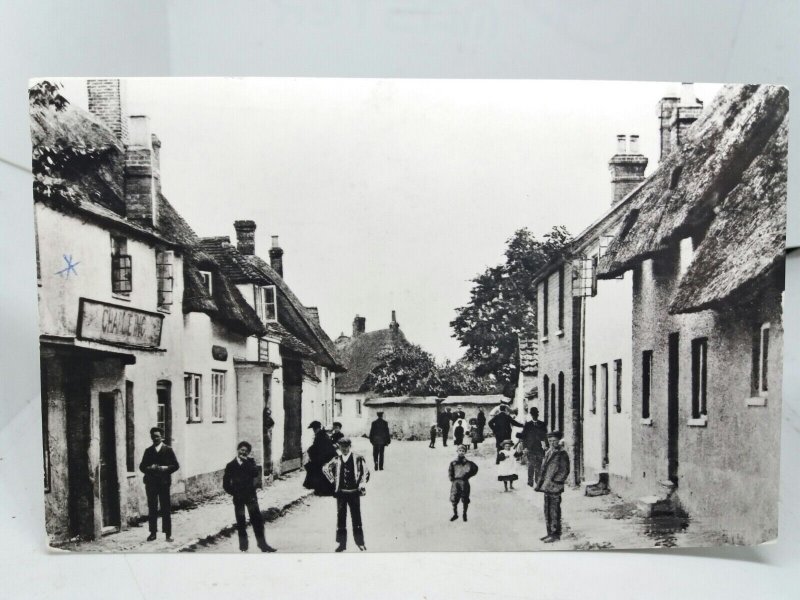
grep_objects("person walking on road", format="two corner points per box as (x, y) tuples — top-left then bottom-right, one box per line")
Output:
(453, 418), (466, 446)
(223, 441), (276, 552)
(517, 407), (547, 487)
(468, 418), (481, 450)
(323, 437), (370, 552)
(429, 422), (441, 448)
(139, 427), (180, 542)
(476, 407), (487, 441)
(303, 421), (337, 496)
(448, 445), (479, 522)
(535, 430), (571, 543)
(488, 405), (524, 450)
(368, 411), (391, 470)
(438, 407), (453, 447)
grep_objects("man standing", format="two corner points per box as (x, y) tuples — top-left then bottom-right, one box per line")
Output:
(368, 411), (391, 471)
(139, 427), (179, 542)
(476, 407), (487, 441)
(488, 405), (524, 450)
(323, 437), (370, 552)
(518, 407), (547, 487)
(223, 441), (276, 552)
(438, 407), (453, 447)
(535, 430), (571, 543)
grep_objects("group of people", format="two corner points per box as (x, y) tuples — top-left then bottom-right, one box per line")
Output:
(431, 405), (487, 449)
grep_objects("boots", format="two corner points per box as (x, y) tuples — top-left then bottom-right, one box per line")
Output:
(335, 528), (347, 552)
(354, 526), (366, 551)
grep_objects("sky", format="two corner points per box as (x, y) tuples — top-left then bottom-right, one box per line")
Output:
(58, 78), (721, 361)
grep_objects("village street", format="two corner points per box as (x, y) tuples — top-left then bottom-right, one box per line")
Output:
(193, 437), (721, 553)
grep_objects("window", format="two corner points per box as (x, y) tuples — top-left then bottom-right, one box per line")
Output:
(184, 373), (202, 423)
(125, 381), (135, 472)
(642, 351), (653, 419)
(752, 323), (770, 397)
(557, 266), (565, 332)
(156, 250), (174, 308)
(356, 399), (362, 416)
(691, 338), (708, 419)
(212, 371), (226, 422)
(199, 270), (213, 295)
(614, 359), (622, 413)
(255, 285), (277, 322)
(334, 398), (342, 417)
(590, 366), (597, 413)
(111, 235), (132, 294)
(601, 364), (609, 416)
(542, 375), (550, 424)
(542, 279), (549, 338)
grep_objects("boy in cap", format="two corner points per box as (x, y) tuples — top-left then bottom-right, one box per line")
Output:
(223, 441), (276, 552)
(429, 422), (441, 448)
(448, 444), (479, 522)
(323, 437), (370, 551)
(535, 430), (571, 543)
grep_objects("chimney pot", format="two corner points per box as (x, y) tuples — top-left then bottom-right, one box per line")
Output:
(233, 220), (257, 255)
(680, 82), (695, 106)
(353, 315), (366, 337)
(269, 235), (284, 277)
(629, 134), (640, 154)
(616, 134), (627, 154)
(389, 310), (399, 333)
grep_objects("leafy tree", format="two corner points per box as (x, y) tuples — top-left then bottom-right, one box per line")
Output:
(450, 226), (572, 396)
(365, 347), (499, 397)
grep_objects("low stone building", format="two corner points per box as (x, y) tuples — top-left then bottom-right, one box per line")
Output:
(599, 84), (788, 544)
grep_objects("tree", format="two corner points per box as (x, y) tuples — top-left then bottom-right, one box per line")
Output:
(364, 347), (499, 397)
(450, 226), (572, 396)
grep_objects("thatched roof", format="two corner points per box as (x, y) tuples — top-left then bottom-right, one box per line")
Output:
(30, 97), (264, 338)
(670, 115), (788, 313)
(334, 328), (410, 393)
(599, 85), (789, 279)
(199, 237), (344, 371)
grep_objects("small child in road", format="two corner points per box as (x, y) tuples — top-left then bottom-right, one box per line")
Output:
(497, 439), (518, 491)
(448, 445), (479, 522)
(453, 419), (465, 446)
(429, 423), (441, 448)
(468, 418), (480, 450)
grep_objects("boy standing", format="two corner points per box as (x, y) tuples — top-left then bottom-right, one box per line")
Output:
(323, 437), (370, 552)
(429, 423), (440, 448)
(448, 445), (479, 522)
(535, 430), (571, 543)
(223, 441), (276, 552)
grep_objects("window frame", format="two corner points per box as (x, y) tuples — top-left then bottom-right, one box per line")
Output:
(334, 397), (343, 417)
(356, 399), (362, 416)
(691, 337), (708, 420)
(125, 380), (135, 473)
(211, 370), (226, 422)
(755, 323), (770, 398)
(614, 359), (622, 413)
(255, 284), (278, 323)
(590, 365), (597, 414)
(184, 373), (202, 423)
(199, 270), (213, 295)
(541, 278), (549, 339)
(111, 235), (132, 296)
(156, 249), (174, 309)
(557, 266), (565, 332)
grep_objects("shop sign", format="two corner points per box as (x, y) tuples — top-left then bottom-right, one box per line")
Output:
(77, 298), (163, 348)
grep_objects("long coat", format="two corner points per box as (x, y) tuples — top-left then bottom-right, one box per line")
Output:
(304, 430), (337, 495)
(535, 444), (571, 494)
(139, 444), (180, 487)
(369, 418), (391, 446)
(488, 412), (523, 444)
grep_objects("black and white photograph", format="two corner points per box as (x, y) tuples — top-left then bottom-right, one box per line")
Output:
(29, 76), (787, 554)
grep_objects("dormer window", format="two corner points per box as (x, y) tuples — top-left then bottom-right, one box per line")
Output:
(199, 270), (213, 295)
(255, 285), (277, 323)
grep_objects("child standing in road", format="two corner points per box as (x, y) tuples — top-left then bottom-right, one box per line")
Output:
(453, 419), (465, 446)
(468, 418), (481, 450)
(448, 445), (479, 522)
(496, 439), (518, 491)
(429, 423), (440, 448)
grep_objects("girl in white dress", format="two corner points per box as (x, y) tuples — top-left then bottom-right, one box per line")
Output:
(496, 439), (518, 491)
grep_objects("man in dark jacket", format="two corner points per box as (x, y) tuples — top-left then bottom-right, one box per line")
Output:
(368, 411), (391, 470)
(535, 430), (571, 543)
(488, 405), (524, 450)
(304, 421), (337, 495)
(438, 408), (453, 447)
(476, 407), (487, 440)
(223, 441), (276, 552)
(517, 407), (548, 487)
(139, 427), (180, 542)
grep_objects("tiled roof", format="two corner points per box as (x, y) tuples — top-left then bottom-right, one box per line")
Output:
(518, 335), (538, 374)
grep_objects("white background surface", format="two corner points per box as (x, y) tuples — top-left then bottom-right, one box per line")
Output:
(1, 2), (798, 598)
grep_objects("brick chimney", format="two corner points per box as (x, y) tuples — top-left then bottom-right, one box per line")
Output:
(608, 134), (648, 205)
(125, 115), (160, 226)
(389, 310), (400, 334)
(87, 79), (127, 142)
(233, 220), (256, 255)
(306, 306), (320, 324)
(269, 235), (284, 277)
(353, 315), (366, 337)
(657, 83), (703, 159)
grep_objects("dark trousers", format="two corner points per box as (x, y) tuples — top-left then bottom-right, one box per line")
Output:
(145, 483), (172, 536)
(450, 480), (471, 508)
(234, 496), (267, 551)
(544, 492), (562, 537)
(527, 453), (544, 486)
(472, 441), (478, 450)
(429, 433), (436, 447)
(441, 429), (450, 446)
(336, 491), (364, 547)
(372, 444), (386, 470)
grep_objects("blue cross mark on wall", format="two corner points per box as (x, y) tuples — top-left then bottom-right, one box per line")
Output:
(56, 254), (80, 278)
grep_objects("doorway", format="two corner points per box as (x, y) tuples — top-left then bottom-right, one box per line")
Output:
(282, 359), (303, 472)
(600, 363), (609, 470)
(667, 332), (680, 485)
(263, 373), (273, 475)
(98, 392), (120, 530)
